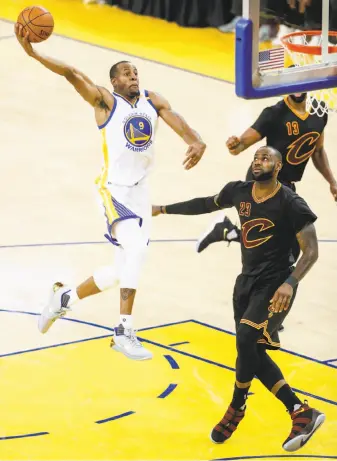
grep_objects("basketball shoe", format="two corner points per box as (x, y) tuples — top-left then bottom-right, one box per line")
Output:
(110, 324), (153, 360)
(196, 215), (240, 253)
(38, 282), (72, 333)
(210, 405), (246, 443)
(283, 401), (325, 452)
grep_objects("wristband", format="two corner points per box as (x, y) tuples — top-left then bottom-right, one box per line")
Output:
(285, 275), (298, 288)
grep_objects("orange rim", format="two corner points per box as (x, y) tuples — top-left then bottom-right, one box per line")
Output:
(281, 30), (337, 55)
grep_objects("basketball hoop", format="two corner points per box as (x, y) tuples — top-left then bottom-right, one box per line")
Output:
(281, 30), (337, 117)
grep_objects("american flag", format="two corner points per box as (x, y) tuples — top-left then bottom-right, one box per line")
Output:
(258, 48), (285, 71)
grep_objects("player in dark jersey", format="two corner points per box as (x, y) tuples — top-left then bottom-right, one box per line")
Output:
(197, 92), (337, 255)
(152, 146), (324, 452)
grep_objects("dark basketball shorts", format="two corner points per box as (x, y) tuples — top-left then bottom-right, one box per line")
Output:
(233, 268), (298, 350)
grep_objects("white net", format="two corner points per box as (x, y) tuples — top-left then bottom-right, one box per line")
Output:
(282, 32), (337, 117)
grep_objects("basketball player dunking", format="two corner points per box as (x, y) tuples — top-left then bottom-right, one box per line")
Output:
(15, 24), (206, 361)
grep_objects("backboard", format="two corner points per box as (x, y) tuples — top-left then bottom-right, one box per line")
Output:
(236, 0), (337, 99)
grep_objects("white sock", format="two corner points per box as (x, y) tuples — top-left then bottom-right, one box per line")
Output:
(67, 288), (79, 307)
(120, 314), (133, 330)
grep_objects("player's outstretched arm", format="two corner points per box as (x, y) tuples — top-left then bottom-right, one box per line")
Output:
(152, 183), (236, 216)
(15, 23), (111, 108)
(311, 133), (337, 201)
(152, 196), (220, 216)
(148, 91), (206, 170)
(271, 223), (318, 313)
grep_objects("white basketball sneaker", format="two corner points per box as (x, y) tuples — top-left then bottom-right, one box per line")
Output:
(110, 324), (152, 360)
(38, 282), (71, 334)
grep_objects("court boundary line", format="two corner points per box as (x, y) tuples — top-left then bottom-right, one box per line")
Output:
(140, 336), (337, 407)
(0, 310), (335, 370)
(0, 332), (111, 358)
(0, 237), (335, 250)
(190, 319), (337, 370)
(1, 310), (336, 409)
(213, 455), (337, 460)
(324, 358), (337, 364)
(0, 431), (49, 440)
(0, 310), (335, 457)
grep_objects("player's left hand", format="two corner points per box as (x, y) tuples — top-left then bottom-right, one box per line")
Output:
(330, 182), (337, 201)
(183, 142), (206, 170)
(270, 283), (294, 313)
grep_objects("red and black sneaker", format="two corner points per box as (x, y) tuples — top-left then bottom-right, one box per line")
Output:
(282, 401), (325, 452)
(210, 405), (246, 444)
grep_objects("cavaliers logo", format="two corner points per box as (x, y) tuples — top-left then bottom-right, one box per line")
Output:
(286, 131), (320, 165)
(124, 114), (152, 148)
(241, 218), (275, 249)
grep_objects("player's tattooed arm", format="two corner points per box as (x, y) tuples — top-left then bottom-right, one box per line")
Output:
(292, 223), (319, 283)
(271, 222), (318, 313)
(312, 133), (337, 201)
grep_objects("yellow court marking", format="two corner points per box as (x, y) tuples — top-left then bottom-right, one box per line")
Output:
(0, 316), (336, 460)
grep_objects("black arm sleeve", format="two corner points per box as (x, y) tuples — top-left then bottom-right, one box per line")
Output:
(164, 181), (239, 215)
(165, 196), (220, 215)
(251, 107), (276, 139)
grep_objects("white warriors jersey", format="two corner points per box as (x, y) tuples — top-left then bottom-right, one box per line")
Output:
(97, 90), (159, 187)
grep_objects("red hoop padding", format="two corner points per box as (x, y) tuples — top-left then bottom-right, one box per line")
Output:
(281, 30), (337, 55)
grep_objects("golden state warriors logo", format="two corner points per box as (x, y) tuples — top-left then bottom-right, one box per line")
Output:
(124, 114), (153, 152)
(241, 218), (275, 249)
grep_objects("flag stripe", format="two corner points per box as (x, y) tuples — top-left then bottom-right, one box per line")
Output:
(259, 48), (285, 70)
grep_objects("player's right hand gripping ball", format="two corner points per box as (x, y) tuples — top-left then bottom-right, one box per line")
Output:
(17, 6), (54, 43)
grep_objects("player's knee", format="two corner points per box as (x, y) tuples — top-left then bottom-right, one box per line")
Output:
(236, 323), (260, 352)
(119, 245), (148, 289)
(93, 265), (119, 291)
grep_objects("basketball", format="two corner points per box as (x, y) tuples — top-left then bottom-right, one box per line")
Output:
(17, 6), (54, 43)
